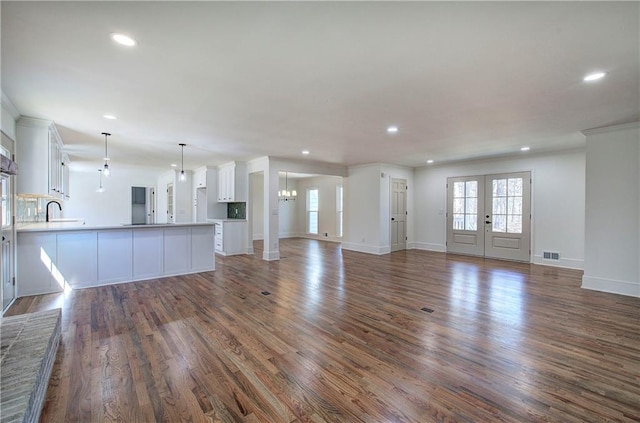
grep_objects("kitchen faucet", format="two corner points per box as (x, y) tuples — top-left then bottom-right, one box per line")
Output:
(45, 200), (62, 222)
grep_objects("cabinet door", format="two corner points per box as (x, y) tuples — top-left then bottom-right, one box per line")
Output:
(218, 167), (227, 201)
(226, 166), (235, 202)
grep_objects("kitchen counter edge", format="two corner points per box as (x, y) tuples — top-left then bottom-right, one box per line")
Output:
(17, 222), (215, 233)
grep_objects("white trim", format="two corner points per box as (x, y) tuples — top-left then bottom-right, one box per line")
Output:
(1, 92), (20, 119)
(263, 250), (280, 261)
(341, 242), (389, 255)
(253, 233), (264, 241)
(409, 242), (446, 252)
(17, 116), (52, 128)
(582, 121), (640, 136)
(532, 255), (583, 270)
(582, 275), (640, 298)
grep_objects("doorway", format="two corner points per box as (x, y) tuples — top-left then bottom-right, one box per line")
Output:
(131, 186), (155, 224)
(447, 171), (531, 261)
(391, 178), (407, 252)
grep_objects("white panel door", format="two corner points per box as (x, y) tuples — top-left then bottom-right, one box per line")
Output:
(447, 172), (531, 262)
(447, 176), (485, 256)
(390, 178), (407, 252)
(484, 172), (531, 261)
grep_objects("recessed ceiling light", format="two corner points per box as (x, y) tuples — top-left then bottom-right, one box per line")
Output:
(387, 126), (399, 134)
(521, 146), (530, 152)
(103, 114), (117, 120)
(302, 150), (310, 155)
(583, 72), (606, 82)
(426, 159), (434, 164)
(170, 163), (177, 167)
(111, 33), (137, 47)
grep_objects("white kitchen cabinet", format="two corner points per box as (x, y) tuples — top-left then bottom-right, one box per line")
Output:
(16, 232), (62, 296)
(17, 223), (215, 295)
(193, 167), (207, 188)
(217, 161), (247, 202)
(16, 117), (68, 199)
(212, 219), (247, 256)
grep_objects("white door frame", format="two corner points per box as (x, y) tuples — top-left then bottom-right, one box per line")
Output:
(446, 172), (532, 262)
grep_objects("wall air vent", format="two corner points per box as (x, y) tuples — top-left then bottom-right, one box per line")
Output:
(543, 251), (560, 260)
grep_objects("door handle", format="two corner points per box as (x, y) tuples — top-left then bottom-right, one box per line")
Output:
(391, 218), (395, 221)
(485, 221), (492, 224)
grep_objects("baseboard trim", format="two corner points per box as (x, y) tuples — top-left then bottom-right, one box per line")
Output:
(341, 242), (389, 255)
(582, 275), (639, 298)
(533, 255), (584, 270)
(263, 250), (280, 261)
(409, 242), (446, 252)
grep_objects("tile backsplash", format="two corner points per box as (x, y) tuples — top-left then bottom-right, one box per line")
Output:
(227, 202), (246, 219)
(17, 195), (61, 223)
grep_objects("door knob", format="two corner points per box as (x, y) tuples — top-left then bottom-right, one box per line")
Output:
(391, 218), (395, 221)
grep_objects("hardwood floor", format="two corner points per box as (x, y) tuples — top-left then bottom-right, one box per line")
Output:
(5, 238), (640, 422)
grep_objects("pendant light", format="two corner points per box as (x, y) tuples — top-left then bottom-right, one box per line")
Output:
(101, 132), (111, 176)
(179, 143), (186, 182)
(279, 171), (297, 201)
(97, 169), (104, 193)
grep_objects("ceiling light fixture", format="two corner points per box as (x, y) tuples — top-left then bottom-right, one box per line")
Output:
(179, 143), (186, 182)
(520, 146), (530, 152)
(97, 169), (104, 193)
(427, 159), (434, 164)
(387, 126), (399, 134)
(302, 150), (310, 155)
(103, 114), (117, 120)
(101, 132), (111, 176)
(279, 172), (297, 202)
(583, 72), (606, 82)
(111, 33), (137, 47)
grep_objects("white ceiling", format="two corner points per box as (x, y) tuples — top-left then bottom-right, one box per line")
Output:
(2, 2), (638, 172)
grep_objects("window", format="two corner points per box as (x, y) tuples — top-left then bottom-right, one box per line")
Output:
(1, 146), (11, 228)
(336, 185), (343, 237)
(452, 181), (477, 230)
(307, 188), (319, 234)
(491, 177), (523, 234)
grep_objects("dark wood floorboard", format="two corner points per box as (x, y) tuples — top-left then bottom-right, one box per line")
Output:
(5, 238), (640, 422)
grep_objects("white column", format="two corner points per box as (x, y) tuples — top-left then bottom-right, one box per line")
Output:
(263, 162), (280, 260)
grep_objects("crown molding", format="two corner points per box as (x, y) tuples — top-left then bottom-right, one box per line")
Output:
(582, 121), (640, 136)
(1, 92), (20, 119)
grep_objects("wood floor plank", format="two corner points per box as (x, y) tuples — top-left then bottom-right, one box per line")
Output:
(5, 238), (640, 422)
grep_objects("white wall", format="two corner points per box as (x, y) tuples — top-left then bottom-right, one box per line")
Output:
(156, 169), (193, 224)
(251, 172), (264, 240)
(1, 93), (19, 141)
(583, 123), (639, 297)
(342, 164), (414, 254)
(65, 167), (160, 226)
(279, 176), (298, 238)
(296, 176), (342, 241)
(413, 149), (586, 269)
(343, 165), (383, 253)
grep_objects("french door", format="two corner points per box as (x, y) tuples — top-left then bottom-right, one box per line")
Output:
(447, 172), (531, 261)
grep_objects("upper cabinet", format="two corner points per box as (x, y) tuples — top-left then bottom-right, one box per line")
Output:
(217, 161), (247, 203)
(16, 117), (69, 199)
(193, 167), (207, 189)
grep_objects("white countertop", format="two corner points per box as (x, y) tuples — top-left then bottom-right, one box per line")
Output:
(207, 218), (247, 223)
(17, 222), (214, 233)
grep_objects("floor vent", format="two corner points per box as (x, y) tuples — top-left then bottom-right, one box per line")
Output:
(420, 307), (434, 313)
(261, 291), (271, 296)
(543, 251), (560, 260)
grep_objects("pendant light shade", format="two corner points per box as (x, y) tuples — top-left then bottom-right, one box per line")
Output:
(179, 143), (186, 182)
(101, 132), (111, 176)
(97, 169), (104, 193)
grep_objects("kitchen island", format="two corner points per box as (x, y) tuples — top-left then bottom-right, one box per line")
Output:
(16, 223), (215, 296)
